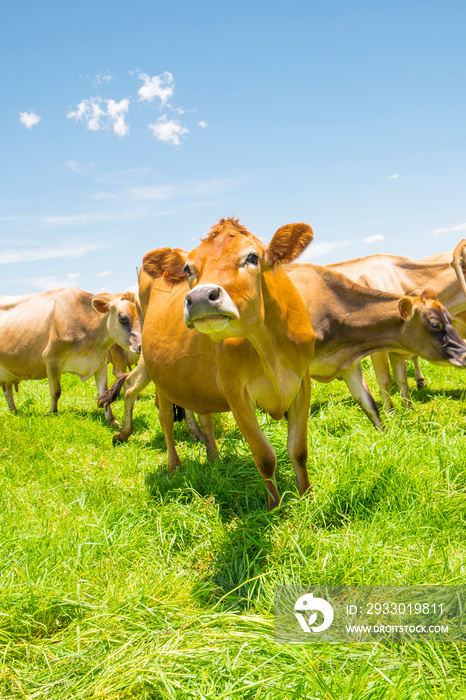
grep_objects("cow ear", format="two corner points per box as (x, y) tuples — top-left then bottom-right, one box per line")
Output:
(264, 223), (314, 266)
(398, 297), (413, 320)
(92, 297), (110, 314)
(142, 247), (188, 283)
(420, 288), (438, 302)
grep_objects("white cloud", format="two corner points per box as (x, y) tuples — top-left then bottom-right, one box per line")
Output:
(148, 116), (188, 145)
(199, 120), (208, 129)
(137, 71), (174, 104)
(68, 98), (105, 131)
(387, 174), (399, 180)
(0, 242), (105, 264)
(20, 111), (41, 129)
(67, 97), (130, 137)
(364, 234), (384, 244)
(67, 272), (81, 279)
(107, 98), (130, 137)
(95, 70), (114, 86)
(98, 271), (113, 277)
(300, 240), (351, 260)
(432, 222), (466, 236)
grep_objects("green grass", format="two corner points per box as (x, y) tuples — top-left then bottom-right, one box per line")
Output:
(1, 360), (466, 698)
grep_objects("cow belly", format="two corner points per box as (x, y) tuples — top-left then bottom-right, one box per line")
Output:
(61, 354), (104, 381)
(0, 356), (47, 382)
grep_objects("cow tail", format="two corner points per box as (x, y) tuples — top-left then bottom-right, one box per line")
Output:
(98, 374), (128, 408)
(173, 404), (185, 422)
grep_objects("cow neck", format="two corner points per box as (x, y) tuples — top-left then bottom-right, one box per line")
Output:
(245, 269), (313, 417)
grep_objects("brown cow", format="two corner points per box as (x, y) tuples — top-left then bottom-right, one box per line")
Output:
(0, 288), (141, 422)
(175, 265), (466, 432)
(122, 218), (315, 509)
(327, 240), (466, 409)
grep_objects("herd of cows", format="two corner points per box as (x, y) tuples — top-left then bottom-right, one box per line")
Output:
(2, 217), (466, 508)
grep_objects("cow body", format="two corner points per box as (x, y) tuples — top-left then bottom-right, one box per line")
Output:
(326, 247), (466, 408)
(135, 218), (315, 508)
(0, 288), (141, 421)
(286, 264), (466, 426)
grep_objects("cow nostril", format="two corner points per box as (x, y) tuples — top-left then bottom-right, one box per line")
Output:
(208, 287), (221, 302)
(186, 295), (192, 310)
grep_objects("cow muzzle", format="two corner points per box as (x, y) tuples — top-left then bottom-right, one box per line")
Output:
(184, 284), (239, 334)
(130, 338), (142, 355)
(444, 332), (466, 368)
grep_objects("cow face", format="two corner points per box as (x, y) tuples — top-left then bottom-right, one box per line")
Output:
(399, 289), (466, 367)
(142, 218), (313, 341)
(92, 293), (142, 354)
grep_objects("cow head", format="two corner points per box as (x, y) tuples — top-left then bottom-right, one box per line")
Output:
(92, 292), (142, 354)
(142, 218), (313, 341)
(399, 288), (466, 367)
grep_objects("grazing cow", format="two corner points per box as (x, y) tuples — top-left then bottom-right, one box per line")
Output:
(286, 264), (466, 427)
(326, 240), (466, 409)
(0, 288), (141, 422)
(112, 218), (316, 509)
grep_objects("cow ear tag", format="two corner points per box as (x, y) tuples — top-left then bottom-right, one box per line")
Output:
(153, 271), (174, 293)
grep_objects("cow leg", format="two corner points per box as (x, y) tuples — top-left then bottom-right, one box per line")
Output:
(286, 374), (311, 496)
(113, 359), (151, 444)
(412, 357), (427, 389)
(45, 361), (62, 413)
(371, 351), (394, 412)
(184, 410), (205, 442)
(156, 390), (181, 472)
(224, 390), (279, 509)
(94, 362), (118, 425)
(390, 354), (413, 409)
(197, 413), (219, 462)
(339, 365), (385, 430)
(2, 383), (18, 413)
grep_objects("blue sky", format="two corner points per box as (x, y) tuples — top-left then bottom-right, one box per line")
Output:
(2, 0), (465, 294)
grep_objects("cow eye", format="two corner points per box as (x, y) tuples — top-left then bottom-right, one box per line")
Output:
(183, 264), (192, 276)
(428, 319), (441, 330)
(119, 314), (130, 325)
(245, 252), (260, 266)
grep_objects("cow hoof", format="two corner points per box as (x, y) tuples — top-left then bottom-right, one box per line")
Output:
(416, 379), (427, 390)
(112, 433), (128, 446)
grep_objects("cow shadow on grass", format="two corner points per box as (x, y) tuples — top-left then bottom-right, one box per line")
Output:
(412, 387), (466, 403)
(209, 508), (279, 612)
(145, 447), (283, 613)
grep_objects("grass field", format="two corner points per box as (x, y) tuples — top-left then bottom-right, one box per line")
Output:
(1, 360), (466, 699)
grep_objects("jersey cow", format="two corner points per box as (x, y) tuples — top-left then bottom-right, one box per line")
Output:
(0, 288), (141, 422)
(327, 240), (466, 409)
(123, 218), (315, 509)
(286, 264), (466, 427)
(100, 258), (466, 479)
